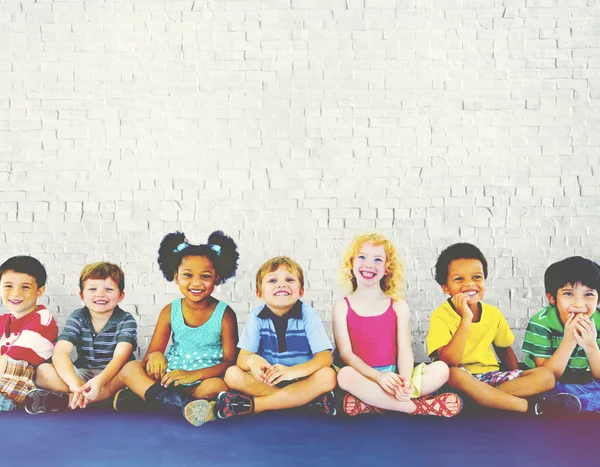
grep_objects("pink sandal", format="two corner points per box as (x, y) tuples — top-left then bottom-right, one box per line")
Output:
(343, 394), (384, 416)
(410, 392), (463, 417)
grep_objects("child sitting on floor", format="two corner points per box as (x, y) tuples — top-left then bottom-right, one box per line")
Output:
(217, 256), (337, 418)
(114, 231), (239, 427)
(522, 256), (600, 412)
(334, 232), (461, 417)
(26, 262), (137, 413)
(427, 242), (581, 415)
(0, 256), (58, 412)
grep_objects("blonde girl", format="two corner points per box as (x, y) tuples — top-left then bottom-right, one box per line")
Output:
(333, 232), (462, 417)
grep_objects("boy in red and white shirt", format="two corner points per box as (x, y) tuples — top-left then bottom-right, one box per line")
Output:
(0, 256), (58, 411)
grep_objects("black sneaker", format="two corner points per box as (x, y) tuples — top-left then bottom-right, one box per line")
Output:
(306, 391), (336, 416)
(24, 389), (69, 414)
(113, 388), (150, 412)
(215, 391), (254, 419)
(532, 393), (582, 416)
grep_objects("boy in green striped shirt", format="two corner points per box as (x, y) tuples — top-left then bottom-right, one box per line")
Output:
(522, 256), (600, 412)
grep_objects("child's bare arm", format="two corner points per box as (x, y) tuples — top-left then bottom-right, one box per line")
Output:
(532, 313), (579, 378)
(143, 304), (172, 379)
(434, 296), (473, 366)
(52, 340), (85, 391)
(394, 300), (414, 381)
(263, 350), (332, 385)
(494, 345), (519, 371)
(574, 314), (600, 378)
(332, 300), (381, 382)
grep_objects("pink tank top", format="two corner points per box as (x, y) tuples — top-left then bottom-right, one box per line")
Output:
(345, 297), (397, 367)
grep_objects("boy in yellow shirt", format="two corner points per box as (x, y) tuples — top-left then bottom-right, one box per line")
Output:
(427, 243), (581, 415)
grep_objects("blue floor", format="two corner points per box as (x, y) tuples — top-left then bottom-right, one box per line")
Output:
(2, 409), (599, 467)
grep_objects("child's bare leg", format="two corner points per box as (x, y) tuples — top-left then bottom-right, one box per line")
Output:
(34, 363), (70, 392)
(418, 361), (450, 396)
(190, 377), (227, 400)
(93, 374), (126, 402)
(495, 367), (555, 398)
(224, 365), (279, 397)
(338, 366), (417, 413)
(449, 367), (528, 412)
(254, 367), (336, 414)
(119, 360), (157, 400)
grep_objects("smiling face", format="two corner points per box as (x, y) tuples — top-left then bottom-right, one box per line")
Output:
(174, 255), (218, 304)
(352, 242), (387, 289)
(80, 277), (124, 316)
(257, 265), (304, 314)
(442, 258), (486, 307)
(0, 270), (45, 319)
(548, 283), (599, 324)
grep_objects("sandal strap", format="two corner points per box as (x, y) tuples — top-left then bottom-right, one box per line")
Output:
(411, 392), (462, 417)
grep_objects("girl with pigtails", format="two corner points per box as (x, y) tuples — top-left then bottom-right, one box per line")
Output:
(114, 231), (239, 427)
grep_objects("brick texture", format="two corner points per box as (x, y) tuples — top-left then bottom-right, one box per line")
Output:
(1, 1), (599, 361)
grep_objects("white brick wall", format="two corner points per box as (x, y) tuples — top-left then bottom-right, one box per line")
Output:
(1, 0), (599, 361)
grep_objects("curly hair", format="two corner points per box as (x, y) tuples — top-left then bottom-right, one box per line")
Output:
(157, 230), (239, 283)
(339, 232), (404, 300)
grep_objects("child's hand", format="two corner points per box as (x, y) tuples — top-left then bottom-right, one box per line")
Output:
(394, 377), (415, 402)
(249, 356), (272, 384)
(146, 352), (168, 380)
(69, 380), (89, 410)
(563, 313), (581, 346)
(376, 371), (403, 396)
(574, 314), (598, 351)
(450, 293), (473, 321)
(78, 376), (104, 405)
(161, 370), (197, 387)
(263, 364), (295, 386)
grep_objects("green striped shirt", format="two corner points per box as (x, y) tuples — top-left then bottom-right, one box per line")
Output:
(522, 305), (600, 372)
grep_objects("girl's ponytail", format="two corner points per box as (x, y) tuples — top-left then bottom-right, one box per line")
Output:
(207, 230), (239, 283)
(158, 231), (188, 281)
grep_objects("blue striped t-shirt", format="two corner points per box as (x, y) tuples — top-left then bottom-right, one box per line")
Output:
(238, 300), (332, 366)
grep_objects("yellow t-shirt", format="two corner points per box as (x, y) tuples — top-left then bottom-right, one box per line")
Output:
(426, 300), (514, 374)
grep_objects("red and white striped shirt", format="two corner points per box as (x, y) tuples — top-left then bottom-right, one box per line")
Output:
(0, 305), (58, 366)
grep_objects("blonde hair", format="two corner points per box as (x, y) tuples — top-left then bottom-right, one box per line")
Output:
(79, 262), (125, 293)
(256, 256), (304, 293)
(339, 232), (404, 300)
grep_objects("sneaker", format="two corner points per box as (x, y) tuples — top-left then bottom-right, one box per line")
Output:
(24, 389), (69, 414)
(0, 394), (17, 412)
(183, 400), (216, 427)
(532, 393), (582, 416)
(113, 388), (150, 412)
(215, 391), (254, 419)
(307, 391), (336, 416)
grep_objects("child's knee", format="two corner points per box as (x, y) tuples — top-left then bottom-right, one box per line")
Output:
(533, 367), (555, 389)
(34, 362), (54, 386)
(429, 361), (450, 380)
(336, 366), (358, 390)
(224, 365), (245, 388)
(313, 367), (337, 392)
(120, 360), (143, 380)
(448, 367), (469, 387)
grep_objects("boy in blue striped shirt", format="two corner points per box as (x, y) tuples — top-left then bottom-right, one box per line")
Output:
(216, 256), (337, 418)
(25, 262), (137, 414)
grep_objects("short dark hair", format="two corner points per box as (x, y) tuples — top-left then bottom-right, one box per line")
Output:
(434, 243), (488, 285)
(544, 256), (600, 300)
(0, 255), (48, 287)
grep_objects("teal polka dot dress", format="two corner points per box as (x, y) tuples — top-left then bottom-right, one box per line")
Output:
(164, 299), (226, 374)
